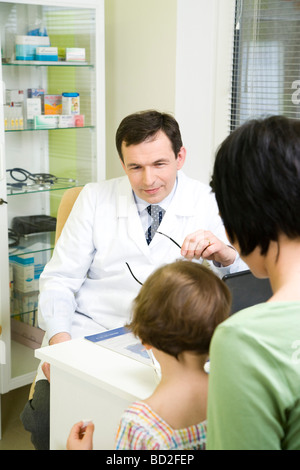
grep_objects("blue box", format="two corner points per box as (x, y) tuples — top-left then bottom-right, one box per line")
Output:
(15, 35), (50, 61)
(36, 46), (58, 61)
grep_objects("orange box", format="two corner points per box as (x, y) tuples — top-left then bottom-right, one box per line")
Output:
(44, 94), (62, 115)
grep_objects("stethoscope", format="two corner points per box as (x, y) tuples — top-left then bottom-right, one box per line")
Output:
(6, 168), (77, 186)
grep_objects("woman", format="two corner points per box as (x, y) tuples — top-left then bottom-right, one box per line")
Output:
(207, 115), (300, 450)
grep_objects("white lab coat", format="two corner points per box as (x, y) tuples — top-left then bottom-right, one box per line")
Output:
(38, 171), (246, 342)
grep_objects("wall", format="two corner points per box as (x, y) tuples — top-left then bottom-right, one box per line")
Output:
(175, 0), (235, 184)
(104, 0), (235, 183)
(104, 0), (177, 179)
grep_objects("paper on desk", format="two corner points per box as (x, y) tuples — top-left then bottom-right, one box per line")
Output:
(85, 327), (161, 378)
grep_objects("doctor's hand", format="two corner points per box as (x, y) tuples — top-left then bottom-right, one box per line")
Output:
(42, 332), (72, 383)
(181, 230), (236, 267)
(67, 421), (94, 450)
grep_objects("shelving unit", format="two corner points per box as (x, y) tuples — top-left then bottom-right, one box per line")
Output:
(0, 0), (105, 427)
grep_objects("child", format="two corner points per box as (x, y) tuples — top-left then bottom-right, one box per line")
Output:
(67, 260), (231, 450)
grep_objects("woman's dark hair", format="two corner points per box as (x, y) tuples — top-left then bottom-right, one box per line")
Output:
(116, 110), (183, 162)
(210, 115), (300, 256)
(127, 260), (231, 358)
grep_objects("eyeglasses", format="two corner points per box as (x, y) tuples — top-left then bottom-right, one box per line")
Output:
(126, 231), (181, 286)
(156, 231), (181, 249)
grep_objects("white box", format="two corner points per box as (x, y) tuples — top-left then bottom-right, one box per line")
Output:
(66, 47), (85, 62)
(36, 46), (58, 61)
(10, 255), (35, 293)
(6, 89), (24, 104)
(34, 114), (59, 129)
(26, 98), (42, 120)
(15, 35), (50, 46)
(58, 115), (76, 128)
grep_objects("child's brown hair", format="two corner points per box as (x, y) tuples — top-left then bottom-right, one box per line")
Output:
(128, 260), (231, 358)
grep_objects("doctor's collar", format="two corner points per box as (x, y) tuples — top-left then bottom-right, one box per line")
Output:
(133, 176), (178, 215)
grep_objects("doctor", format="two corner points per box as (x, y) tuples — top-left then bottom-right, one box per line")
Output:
(21, 110), (246, 449)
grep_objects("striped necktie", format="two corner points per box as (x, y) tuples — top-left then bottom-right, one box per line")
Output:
(145, 205), (165, 245)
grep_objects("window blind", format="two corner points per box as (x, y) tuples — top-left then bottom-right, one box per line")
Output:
(231, 0), (300, 131)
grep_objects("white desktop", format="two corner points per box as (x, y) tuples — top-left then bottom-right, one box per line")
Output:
(35, 338), (157, 450)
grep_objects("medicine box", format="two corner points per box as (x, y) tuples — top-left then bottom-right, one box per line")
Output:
(15, 35), (50, 61)
(58, 114), (85, 128)
(66, 47), (86, 62)
(13, 290), (38, 322)
(27, 88), (45, 98)
(26, 98), (42, 121)
(58, 115), (75, 128)
(5, 89), (24, 105)
(27, 88), (45, 113)
(27, 88), (45, 114)
(34, 114), (59, 129)
(36, 46), (58, 61)
(57, 47), (66, 60)
(9, 254), (35, 293)
(62, 92), (80, 115)
(11, 318), (44, 349)
(44, 94), (62, 115)
(74, 114), (84, 127)
(12, 264), (43, 323)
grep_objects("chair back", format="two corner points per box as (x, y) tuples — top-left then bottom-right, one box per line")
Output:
(55, 186), (83, 243)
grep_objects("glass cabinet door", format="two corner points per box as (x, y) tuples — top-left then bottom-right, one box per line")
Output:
(0, 0), (104, 392)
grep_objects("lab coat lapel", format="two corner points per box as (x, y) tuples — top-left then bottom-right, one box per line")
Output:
(117, 177), (151, 257)
(150, 171), (196, 248)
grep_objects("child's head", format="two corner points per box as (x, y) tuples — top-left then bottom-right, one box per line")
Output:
(128, 260), (231, 359)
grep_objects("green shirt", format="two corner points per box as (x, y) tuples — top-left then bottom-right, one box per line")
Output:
(207, 302), (300, 450)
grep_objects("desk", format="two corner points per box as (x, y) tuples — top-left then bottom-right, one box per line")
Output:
(35, 338), (157, 450)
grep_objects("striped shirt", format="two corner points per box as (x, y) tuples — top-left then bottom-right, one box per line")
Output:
(115, 401), (206, 450)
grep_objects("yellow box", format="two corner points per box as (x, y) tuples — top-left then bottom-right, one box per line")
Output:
(44, 94), (62, 115)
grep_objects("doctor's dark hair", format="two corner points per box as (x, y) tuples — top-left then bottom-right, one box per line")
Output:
(116, 110), (183, 163)
(210, 115), (300, 257)
(127, 260), (231, 358)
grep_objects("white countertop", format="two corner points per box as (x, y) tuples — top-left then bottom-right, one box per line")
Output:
(35, 338), (157, 402)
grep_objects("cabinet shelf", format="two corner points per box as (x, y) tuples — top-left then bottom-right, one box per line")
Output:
(9, 233), (55, 257)
(7, 182), (79, 196)
(5, 124), (94, 133)
(3, 60), (93, 68)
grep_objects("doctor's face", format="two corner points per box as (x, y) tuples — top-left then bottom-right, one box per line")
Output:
(120, 130), (186, 204)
